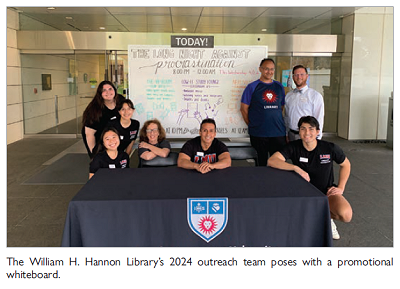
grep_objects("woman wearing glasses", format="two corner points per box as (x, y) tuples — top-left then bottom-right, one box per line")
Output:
(138, 119), (171, 160)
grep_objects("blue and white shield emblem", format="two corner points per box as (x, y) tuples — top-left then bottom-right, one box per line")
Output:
(187, 198), (228, 243)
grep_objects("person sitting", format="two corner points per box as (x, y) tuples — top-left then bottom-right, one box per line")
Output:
(178, 118), (231, 174)
(89, 127), (130, 179)
(267, 116), (352, 239)
(108, 98), (139, 156)
(138, 119), (171, 161)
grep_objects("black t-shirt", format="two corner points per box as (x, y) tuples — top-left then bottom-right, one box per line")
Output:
(108, 119), (140, 152)
(138, 139), (171, 157)
(82, 94), (125, 156)
(279, 139), (346, 194)
(89, 151), (130, 174)
(180, 136), (229, 164)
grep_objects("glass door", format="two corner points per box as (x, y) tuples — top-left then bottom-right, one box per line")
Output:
(107, 51), (129, 97)
(20, 53), (78, 136)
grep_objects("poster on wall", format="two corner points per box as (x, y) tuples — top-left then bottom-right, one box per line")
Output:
(128, 45), (267, 138)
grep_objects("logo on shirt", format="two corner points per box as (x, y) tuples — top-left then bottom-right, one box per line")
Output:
(120, 159), (128, 168)
(194, 153), (217, 164)
(130, 130), (137, 139)
(320, 154), (331, 164)
(187, 198), (228, 243)
(262, 89), (277, 103)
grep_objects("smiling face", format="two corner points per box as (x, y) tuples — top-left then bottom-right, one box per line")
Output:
(101, 84), (115, 102)
(119, 102), (134, 121)
(102, 130), (120, 151)
(259, 60), (275, 82)
(292, 67), (309, 88)
(299, 122), (320, 145)
(146, 122), (159, 144)
(199, 122), (216, 147)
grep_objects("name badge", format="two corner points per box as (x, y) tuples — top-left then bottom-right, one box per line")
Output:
(300, 157), (308, 163)
(197, 152), (204, 157)
(120, 136), (124, 140)
(109, 164), (116, 169)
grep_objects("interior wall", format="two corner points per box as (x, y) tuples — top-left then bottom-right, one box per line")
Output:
(377, 9), (394, 140)
(337, 15), (354, 139)
(21, 54), (72, 134)
(75, 54), (102, 121)
(347, 7), (393, 140)
(7, 9), (23, 144)
(21, 54), (101, 134)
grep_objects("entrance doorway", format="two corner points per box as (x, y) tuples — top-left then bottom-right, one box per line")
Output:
(20, 51), (129, 137)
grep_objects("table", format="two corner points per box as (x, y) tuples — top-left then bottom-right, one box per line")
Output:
(61, 167), (332, 247)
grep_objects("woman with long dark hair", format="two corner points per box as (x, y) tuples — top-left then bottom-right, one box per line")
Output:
(82, 80), (125, 158)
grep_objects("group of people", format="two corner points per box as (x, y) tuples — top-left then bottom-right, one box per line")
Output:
(81, 80), (171, 179)
(240, 58), (352, 239)
(81, 58), (352, 240)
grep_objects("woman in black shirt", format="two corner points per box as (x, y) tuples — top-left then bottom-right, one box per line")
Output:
(89, 127), (130, 179)
(82, 80), (124, 158)
(109, 98), (140, 155)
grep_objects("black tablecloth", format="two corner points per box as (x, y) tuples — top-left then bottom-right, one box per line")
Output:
(61, 167), (332, 247)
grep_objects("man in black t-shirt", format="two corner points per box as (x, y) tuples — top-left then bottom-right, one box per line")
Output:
(268, 116), (352, 239)
(178, 119), (231, 174)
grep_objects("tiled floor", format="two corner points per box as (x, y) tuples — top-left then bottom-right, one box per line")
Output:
(6, 135), (393, 247)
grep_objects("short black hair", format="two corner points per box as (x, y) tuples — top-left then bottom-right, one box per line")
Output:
(292, 64), (308, 75)
(117, 98), (134, 111)
(260, 58), (275, 67)
(200, 118), (216, 130)
(298, 116), (320, 131)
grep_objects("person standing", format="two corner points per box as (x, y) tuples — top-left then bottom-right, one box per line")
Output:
(82, 80), (125, 158)
(240, 58), (286, 166)
(109, 98), (140, 156)
(285, 65), (324, 141)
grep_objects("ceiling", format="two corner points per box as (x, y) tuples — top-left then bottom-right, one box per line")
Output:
(10, 6), (360, 34)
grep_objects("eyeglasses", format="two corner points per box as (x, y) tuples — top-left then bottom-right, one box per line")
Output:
(260, 67), (275, 72)
(146, 128), (159, 134)
(293, 73), (307, 78)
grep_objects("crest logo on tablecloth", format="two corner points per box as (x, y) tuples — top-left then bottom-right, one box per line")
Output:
(187, 198), (228, 243)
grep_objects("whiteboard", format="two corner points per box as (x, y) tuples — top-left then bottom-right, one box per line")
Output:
(128, 45), (267, 138)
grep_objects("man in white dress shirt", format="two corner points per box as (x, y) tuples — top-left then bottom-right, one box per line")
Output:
(285, 65), (325, 141)
(284, 65), (341, 239)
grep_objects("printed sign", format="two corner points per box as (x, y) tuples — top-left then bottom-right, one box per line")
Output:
(187, 198), (228, 243)
(171, 36), (214, 48)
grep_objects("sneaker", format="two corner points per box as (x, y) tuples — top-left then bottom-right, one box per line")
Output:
(331, 219), (340, 240)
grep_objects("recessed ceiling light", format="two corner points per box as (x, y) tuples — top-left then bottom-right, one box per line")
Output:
(99, 27), (106, 30)
(261, 29), (267, 32)
(47, 7), (56, 10)
(181, 28), (187, 31)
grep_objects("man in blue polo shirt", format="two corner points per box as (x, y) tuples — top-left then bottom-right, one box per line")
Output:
(240, 58), (286, 166)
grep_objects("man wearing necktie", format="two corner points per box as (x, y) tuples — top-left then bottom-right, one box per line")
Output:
(284, 65), (325, 142)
